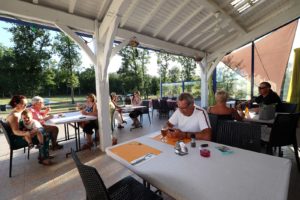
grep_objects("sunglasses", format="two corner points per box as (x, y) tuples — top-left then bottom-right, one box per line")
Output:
(258, 86), (267, 90)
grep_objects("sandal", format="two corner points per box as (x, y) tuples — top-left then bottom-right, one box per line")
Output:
(112, 138), (118, 145)
(117, 125), (124, 129)
(52, 143), (63, 151)
(39, 159), (52, 166)
(122, 120), (127, 124)
(81, 143), (93, 150)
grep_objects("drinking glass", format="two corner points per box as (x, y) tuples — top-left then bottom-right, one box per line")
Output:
(161, 127), (168, 142)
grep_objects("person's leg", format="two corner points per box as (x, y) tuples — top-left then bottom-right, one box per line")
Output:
(43, 125), (63, 150)
(82, 122), (94, 149)
(24, 135), (34, 149)
(114, 111), (124, 128)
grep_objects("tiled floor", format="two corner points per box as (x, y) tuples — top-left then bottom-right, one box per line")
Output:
(0, 112), (300, 200)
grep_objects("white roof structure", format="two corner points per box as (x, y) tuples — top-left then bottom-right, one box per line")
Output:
(1, 0), (299, 61)
(1, 0), (300, 149)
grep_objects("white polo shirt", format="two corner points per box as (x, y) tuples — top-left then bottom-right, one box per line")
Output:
(168, 106), (211, 132)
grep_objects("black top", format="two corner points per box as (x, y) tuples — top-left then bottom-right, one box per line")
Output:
(254, 90), (282, 105)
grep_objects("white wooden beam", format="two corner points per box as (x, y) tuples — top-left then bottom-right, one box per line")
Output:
(68, 0), (77, 14)
(137, 0), (166, 32)
(152, 0), (190, 37)
(0, 0), (95, 34)
(117, 29), (205, 58)
(200, 34), (224, 50)
(120, 0), (140, 27)
(165, 6), (204, 41)
(55, 23), (96, 65)
(186, 19), (219, 46)
(176, 13), (213, 44)
(207, 2), (300, 63)
(192, 30), (218, 48)
(96, 0), (110, 20)
(99, 0), (131, 40)
(207, 32), (238, 52)
(207, 53), (226, 79)
(110, 39), (129, 59)
(200, 0), (246, 34)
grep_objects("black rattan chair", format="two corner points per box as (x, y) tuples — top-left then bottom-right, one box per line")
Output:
(216, 120), (261, 152)
(0, 120), (30, 177)
(151, 99), (160, 119)
(71, 149), (162, 200)
(266, 113), (300, 171)
(158, 99), (170, 119)
(276, 103), (297, 113)
(208, 114), (234, 142)
(140, 100), (151, 124)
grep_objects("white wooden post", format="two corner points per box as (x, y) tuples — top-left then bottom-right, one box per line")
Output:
(199, 55), (208, 108)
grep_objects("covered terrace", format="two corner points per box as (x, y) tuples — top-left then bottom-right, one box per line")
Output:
(1, 0), (300, 199)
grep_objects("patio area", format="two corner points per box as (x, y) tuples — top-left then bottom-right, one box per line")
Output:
(0, 111), (300, 200)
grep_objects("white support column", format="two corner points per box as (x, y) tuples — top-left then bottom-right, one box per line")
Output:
(94, 0), (131, 151)
(199, 55), (208, 108)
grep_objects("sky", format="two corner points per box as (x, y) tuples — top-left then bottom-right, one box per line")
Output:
(0, 20), (160, 77)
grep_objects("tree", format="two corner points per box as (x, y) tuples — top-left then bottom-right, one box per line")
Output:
(118, 46), (150, 97)
(156, 52), (174, 83)
(53, 32), (82, 103)
(5, 24), (51, 96)
(176, 56), (196, 81)
(78, 65), (96, 94)
(168, 66), (181, 82)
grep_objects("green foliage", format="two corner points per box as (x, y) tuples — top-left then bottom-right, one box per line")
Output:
(156, 51), (175, 83)
(176, 56), (196, 81)
(53, 32), (82, 103)
(78, 65), (96, 94)
(168, 66), (181, 82)
(1, 25), (51, 96)
(118, 46), (150, 96)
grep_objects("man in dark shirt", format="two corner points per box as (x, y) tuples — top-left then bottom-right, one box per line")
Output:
(254, 82), (282, 105)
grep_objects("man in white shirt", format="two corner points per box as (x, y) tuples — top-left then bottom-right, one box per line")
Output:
(167, 93), (212, 141)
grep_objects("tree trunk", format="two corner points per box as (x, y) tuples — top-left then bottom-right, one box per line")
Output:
(71, 86), (75, 104)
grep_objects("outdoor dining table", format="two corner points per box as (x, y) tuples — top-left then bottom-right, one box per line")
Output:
(45, 111), (97, 156)
(106, 131), (291, 200)
(120, 105), (146, 113)
(243, 111), (274, 124)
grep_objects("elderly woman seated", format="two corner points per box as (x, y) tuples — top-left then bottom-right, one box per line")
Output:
(207, 90), (244, 121)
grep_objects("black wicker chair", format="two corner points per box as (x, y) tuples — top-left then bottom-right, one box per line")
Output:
(140, 100), (151, 124)
(71, 149), (163, 200)
(215, 120), (261, 152)
(158, 100), (170, 119)
(276, 103), (297, 113)
(0, 120), (31, 177)
(266, 113), (300, 171)
(151, 99), (160, 119)
(208, 114), (234, 142)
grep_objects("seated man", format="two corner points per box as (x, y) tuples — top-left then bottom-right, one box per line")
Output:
(255, 82), (282, 105)
(166, 92), (212, 141)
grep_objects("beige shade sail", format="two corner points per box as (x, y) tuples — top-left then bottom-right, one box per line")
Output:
(222, 20), (298, 95)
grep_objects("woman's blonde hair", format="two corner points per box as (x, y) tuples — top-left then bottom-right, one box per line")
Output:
(215, 90), (228, 103)
(87, 93), (96, 102)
